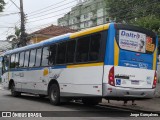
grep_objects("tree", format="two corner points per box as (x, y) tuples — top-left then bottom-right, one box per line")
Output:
(105, 0), (160, 23)
(0, 0), (5, 12)
(7, 27), (21, 48)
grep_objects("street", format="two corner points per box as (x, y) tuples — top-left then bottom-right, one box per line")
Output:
(0, 87), (159, 120)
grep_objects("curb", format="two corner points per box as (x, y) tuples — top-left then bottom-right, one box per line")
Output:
(99, 102), (160, 114)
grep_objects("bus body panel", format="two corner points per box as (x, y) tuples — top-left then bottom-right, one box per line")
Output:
(102, 83), (155, 99)
(114, 66), (154, 88)
(47, 64), (103, 96)
(3, 64), (104, 96)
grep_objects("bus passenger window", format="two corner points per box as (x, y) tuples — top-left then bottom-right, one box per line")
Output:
(56, 42), (67, 64)
(10, 54), (16, 68)
(66, 40), (76, 63)
(15, 53), (19, 68)
(29, 49), (36, 67)
(35, 48), (42, 67)
(89, 33), (101, 61)
(76, 36), (90, 62)
(24, 51), (30, 67)
(49, 45), (57, 65)
(41, 47), (49, 66)
(3, 56), (9, 71)
(19, 52), (25, 67)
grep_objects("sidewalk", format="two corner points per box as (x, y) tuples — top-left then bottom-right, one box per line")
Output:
(101, 84), (160, 112)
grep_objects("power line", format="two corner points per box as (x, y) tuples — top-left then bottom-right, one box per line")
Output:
(0, 12), (20, 17)
(27, 0), (72, 15)
(9, 0), (20, 10)
(27, 12), (67, 23)
(27, 4), (75, 20)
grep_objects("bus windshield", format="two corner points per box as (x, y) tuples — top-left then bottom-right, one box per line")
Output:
(118, 30), (156, 54)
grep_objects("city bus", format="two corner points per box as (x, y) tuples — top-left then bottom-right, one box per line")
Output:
(1, 23), (158, 105)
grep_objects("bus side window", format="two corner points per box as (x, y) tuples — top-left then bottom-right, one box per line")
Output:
(3, 56), (9, 72)
(89, 33), (101, 61)
(24, 51), (30, 67)
(19, 52), (25, 67)
(15, 53), (19, 68)
(66, 40), (76, 63)
(49, 44), (57, 65)
(56, 42), (67, 64)
(76, 36), (90, 63)
(10, 54), (16, 68)
(29, 49), (36, 67)
(41, 47), (49, 66)
(35, 48), (42, 67)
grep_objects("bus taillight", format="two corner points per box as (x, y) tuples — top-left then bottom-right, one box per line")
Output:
(152, 71), (157, 89)
(108, 67), (115, 86)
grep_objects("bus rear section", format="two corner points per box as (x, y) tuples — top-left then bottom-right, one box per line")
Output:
(103, 24), (158, 100)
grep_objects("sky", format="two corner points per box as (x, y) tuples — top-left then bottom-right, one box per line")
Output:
(0, 0), (77, 41)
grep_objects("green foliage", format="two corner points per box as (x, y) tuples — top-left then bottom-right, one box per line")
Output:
(7, 26), (21, 48)
(133, 15), (160, 34)
(0, 0), (5, 12)
(105, 0), (160, 23)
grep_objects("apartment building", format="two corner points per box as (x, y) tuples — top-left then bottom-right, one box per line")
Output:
(58, 0), (110, 30)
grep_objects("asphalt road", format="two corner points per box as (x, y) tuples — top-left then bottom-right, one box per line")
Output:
(0, 86), (159, 120)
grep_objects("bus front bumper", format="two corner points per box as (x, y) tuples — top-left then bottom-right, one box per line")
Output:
(102, 83), (155, 100)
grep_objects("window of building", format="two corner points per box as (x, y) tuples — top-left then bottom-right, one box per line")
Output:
(19, 52), (25, 67)
(49, 44), (57, 65)
(35, 48), (42, 67)
(56, 42), (67, 64)
(10, 54), (15, 68)
(66, 40), (76, 63)
(29, 49), (36, 67)
(24, 51), (30, 67)
(89, 33), (101, 61)
(41, 47), (49, 66)
(15, 53), (19, 68)
(76, 36), (90, 62)
(84, 14), (88, 19)
(84, 21), (89, 27)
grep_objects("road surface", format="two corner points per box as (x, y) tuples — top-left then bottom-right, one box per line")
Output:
(0, 86), (159, 120)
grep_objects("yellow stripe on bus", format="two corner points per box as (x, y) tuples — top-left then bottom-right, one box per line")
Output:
(70, 23), (110, 39)
(67, 62), (104, 68)
(114, 39), (119, 66)
(153, 47), (157, 70)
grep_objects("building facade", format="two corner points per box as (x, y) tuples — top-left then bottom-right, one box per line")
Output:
(29, 25), (77, 44)
(58, 0), (110, 30)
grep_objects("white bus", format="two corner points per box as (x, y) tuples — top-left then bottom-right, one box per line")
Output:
(1, 23), (158, 105)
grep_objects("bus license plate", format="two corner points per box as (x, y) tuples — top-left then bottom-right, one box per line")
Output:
(131, 80), (139, 85)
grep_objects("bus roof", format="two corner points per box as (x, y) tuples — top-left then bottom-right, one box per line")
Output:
(3, 23), (110, 55)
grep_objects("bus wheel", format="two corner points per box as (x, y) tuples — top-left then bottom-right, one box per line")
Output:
(49, 84), (60, 105)
(82, 98), (101, 106)
(10, 82), (21, 97)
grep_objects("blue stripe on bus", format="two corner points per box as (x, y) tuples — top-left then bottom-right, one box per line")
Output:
(104, 23), (115, 65)
(50, 65), (66, 69)
(118, 48), (153, 70)
(10, 65), (67, 72)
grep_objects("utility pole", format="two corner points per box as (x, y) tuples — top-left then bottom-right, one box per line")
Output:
(20, 0), (26, 46)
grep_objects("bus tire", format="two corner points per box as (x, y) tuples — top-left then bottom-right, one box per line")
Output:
(10, 82), (21, 97)
(49, 84), (60, 105)
(82, 98), (101, 106)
